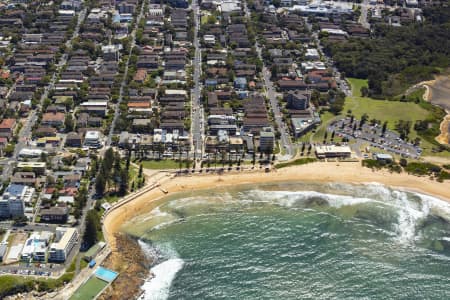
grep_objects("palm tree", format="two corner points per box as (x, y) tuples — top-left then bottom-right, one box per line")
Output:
(213, 150), (218, 169)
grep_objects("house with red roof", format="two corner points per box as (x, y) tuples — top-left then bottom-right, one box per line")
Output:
(0, 118), (16, 140)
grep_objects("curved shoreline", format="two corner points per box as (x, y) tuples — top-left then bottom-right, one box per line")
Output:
(420, 76), (450, 144)
(103, 162), (450, 250)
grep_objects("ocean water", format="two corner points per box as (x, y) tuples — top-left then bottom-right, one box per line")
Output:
(122, 182), (450, 300)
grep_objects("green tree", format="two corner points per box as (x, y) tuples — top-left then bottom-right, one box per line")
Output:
(95, 173), (106, 196)
(118, 169), (128, 196)
(399, 158), (408, 167)
(138, 164), (143, 178)
(64, 115), (74, 133)
(382, 121), (388, 135)
(83, 210), (100, 248)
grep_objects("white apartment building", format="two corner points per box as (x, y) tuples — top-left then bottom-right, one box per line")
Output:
(0, 184), (34, 219)
(48, 227), (78, 262)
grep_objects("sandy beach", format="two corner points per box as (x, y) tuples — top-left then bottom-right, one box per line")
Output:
(103, 162), (450, 249)
(421, 75), (450, 144)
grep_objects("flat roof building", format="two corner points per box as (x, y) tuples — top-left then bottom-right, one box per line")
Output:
(84, 131), (102, 149)
(21, 232), (47, 261)
(18, 148), (46, 160)
(374, 153), (394, 163)
(0, 244), (7, 262)
(48, 227), (78, 262)
(315, 145), (352, 159)
(0, 184), (34, 219)
(259, 127), (275, 153)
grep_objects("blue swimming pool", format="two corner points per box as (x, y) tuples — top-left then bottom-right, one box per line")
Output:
(95, 267), (118, 283)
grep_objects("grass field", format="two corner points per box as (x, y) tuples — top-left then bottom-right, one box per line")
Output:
(0, 272), (74, 298)
(343, 97), (431, 130)
(310, 111), (340, 142)
(345, 78), (430, 127)
(346, 78), (368, 97)
(344, 78), (450, 157)
(69, 277), (108, 300)
(141, 159), (190, 169)
(275, 158), (317, 169)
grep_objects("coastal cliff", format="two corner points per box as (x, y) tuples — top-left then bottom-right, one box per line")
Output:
(98, 233), (152, 300)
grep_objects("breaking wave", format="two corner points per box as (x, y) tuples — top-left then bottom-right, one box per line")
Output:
(134, 182), (450, 298)
(138, 242), (185, 300)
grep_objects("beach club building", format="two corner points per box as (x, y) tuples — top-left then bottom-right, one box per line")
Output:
(315, 145), (352, 159)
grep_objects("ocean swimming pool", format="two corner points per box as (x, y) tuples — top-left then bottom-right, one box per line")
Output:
(95, 267), (118, 283)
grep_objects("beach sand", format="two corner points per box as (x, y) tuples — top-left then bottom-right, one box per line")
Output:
(422, 75), (450, 144)
(99, 162), (450, 299)
(103, 161), (450, 250)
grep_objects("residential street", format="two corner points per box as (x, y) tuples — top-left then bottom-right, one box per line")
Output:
(191, 0), (204, 166)
(244, 3), (294, 160)
(107, 0), (147, 147)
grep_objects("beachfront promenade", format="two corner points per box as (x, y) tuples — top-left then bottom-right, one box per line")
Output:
(64, 166), (271, 299)
(67, 160), (450, 300)
(55, 170), (171, 300)
(101, 171), (173, 244)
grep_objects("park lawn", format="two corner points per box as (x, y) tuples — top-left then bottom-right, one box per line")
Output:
(297, 130), (313, 143)
(69, 277), (108, 300)
(343, 96), (431, 130)
(128, 164), (138, 185)
(311, 111), (339, 142)
(80, 259), (88, 270)
(0, 272), (74, 298)
(347, 78), (368, 97)
(104, 194), (119, 204)
(141, 159), (185, 170)
(0, 276), (31, 298)
(345, 78), (449, 158)
(346, 77), (430, 128)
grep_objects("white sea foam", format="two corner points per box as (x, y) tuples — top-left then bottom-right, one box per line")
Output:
(151, 207), (171, 218)
(138, 207), (171, 223)
(138, 241), (185, 300)
(166, 193), (235, 210)
(246, 186), (450, 244)
(390, 190), (425, 243)
(417, 193), (450, 220)
(140, 258), (185, 300)
(138, 239), (161, 260)
(248, 190), (376, 208)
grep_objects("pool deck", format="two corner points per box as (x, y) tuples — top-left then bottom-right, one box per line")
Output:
(69, 266), (120, 300)
(95, 266), (119, 283)
(59, 246), (111, 299)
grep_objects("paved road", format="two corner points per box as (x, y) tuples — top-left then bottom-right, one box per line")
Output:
(0, 9), (87, 185)
(107, 1), (146, 146)
(0, 8), (93, 278)
(359, 0), (371, 29)
(191, 0), (204, 166)
(244, 2), (294, 160)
